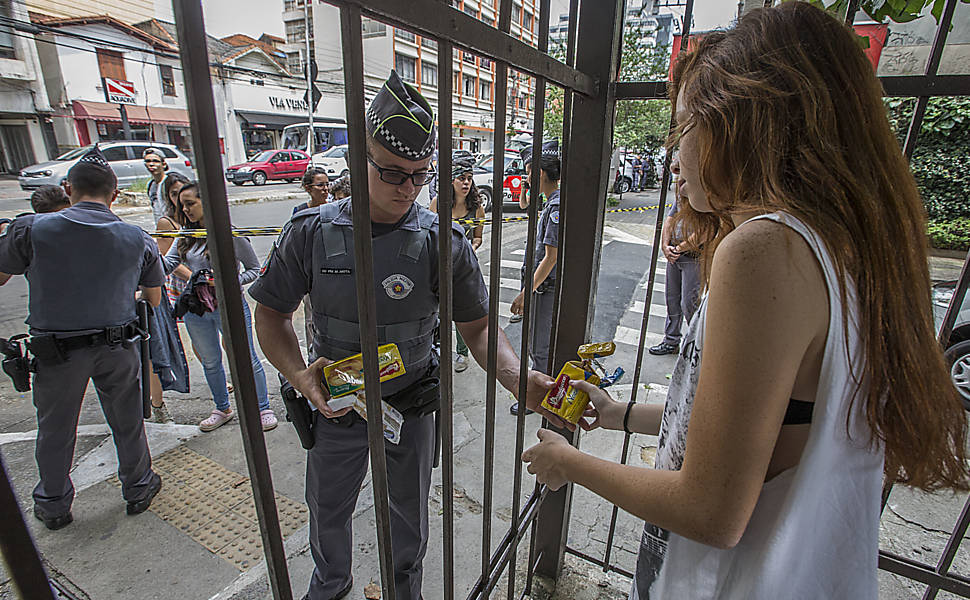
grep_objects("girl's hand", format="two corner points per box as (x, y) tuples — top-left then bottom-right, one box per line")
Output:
(522, 429), (576, 491)
(572, 380), (625, 431)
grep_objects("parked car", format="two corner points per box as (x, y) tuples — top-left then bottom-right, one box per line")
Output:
(310, 144), (349, 179)
(473, 150), (527, 211)
(19, 141), (193, 191)
(933, 280), (970, 408)
(226, 149), (310, 186)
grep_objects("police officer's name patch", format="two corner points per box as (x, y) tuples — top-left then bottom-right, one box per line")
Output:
(320, 268), (352, 275)
(382, 274), (414, 300)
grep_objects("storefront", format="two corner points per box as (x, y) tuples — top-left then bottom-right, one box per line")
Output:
(235, 111), (306, 159)
(71, 100), (192, 153)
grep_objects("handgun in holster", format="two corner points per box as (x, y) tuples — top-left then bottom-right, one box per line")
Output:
(0, 334), (33, 393)
(278, 373), (316, 450)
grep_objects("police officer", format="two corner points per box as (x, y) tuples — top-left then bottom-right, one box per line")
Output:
(250, 70), (557, 600)
(0, 146), (165, 530)
(509, 140), (561, 416)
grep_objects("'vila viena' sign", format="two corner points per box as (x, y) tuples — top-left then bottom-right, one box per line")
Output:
(269, 96), (309, 112)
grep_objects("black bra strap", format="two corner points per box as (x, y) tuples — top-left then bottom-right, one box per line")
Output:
(783, 399), (815, 425)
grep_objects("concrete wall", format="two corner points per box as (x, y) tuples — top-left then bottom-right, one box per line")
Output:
(877, 1), (970, 76)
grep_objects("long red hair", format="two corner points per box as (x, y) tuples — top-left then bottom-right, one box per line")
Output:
(670, 2), (968, 491)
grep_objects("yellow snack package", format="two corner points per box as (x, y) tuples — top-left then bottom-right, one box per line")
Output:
(323, 343), (406, 400)
(577, 341), (616, 361)
(540, 360), (602, 424)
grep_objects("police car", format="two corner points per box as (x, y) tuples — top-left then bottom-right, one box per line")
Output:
(472, 150), (527, 211)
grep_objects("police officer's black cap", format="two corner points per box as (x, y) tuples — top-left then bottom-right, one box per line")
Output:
(68, 144), (114, 178)
(451, 153), (476, 180)
(366, 70), (436, 161)
(520, 139), (561, 168)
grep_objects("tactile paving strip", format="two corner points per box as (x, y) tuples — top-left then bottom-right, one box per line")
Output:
(108, 445), (307, 570)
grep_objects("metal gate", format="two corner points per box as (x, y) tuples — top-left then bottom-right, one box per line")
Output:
(2, 0), (970, 598)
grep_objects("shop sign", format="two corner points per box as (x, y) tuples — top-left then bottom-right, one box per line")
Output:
(103, 78), (136, 105)
(269, 96), (309, 112)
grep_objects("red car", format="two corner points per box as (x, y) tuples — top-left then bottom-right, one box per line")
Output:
(225, 149), (310, 186)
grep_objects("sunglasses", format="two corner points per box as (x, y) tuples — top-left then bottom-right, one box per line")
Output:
(367, 156), (435, 186)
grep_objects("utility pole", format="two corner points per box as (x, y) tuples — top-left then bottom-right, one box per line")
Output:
(304, 0), (314, 155)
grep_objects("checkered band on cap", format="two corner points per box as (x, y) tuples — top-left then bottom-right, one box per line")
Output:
(77, 144), (111, 170)
(520, 139), (561, 166)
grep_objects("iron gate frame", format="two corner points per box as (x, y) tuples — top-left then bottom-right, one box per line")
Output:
(1, 0), (970, 599)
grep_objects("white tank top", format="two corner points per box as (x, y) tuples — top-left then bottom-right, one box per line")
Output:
(631, 212), (884, 600)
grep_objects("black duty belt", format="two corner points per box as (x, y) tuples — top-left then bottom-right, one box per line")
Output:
(52, 322), (141, 352)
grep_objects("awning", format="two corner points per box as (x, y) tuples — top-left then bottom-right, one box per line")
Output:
(236, 110), (346, 129)
(71, 100), (190, 126)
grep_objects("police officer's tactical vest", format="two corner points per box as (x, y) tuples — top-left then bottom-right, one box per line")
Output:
(27, 212), (144, 333)
(310, 202), (443, 397)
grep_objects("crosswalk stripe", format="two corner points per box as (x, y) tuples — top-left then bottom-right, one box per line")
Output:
(614, 326), (663, 348)
(629, 301), (668, 318)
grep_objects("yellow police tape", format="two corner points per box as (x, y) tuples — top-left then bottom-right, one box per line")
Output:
(150, 203), (662, 238)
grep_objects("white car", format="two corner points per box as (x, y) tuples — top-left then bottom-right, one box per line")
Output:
(310, 144), (349, 179)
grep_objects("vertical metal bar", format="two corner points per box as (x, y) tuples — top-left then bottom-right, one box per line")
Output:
(438, 35), (456, 600)
(337, 6), (397, 599)
(922, 494), (970, 600)
(509, 3), (550, 595)
(601, 0), (694, 573)
(533, 0), (625, 579)
(903, 0), (958, 159)
(304, 0), (314, 155)
(482, 0), (513, 593)
(171, 2), (293, 598)
(0, 452), (56, 600)
(938, 252), (970, 348)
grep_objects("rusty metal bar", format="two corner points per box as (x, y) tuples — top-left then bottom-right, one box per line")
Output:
(903, 0), (958, 159)
(437, 35), (456, 600)
(332, 0), (595, 96)
(171, 2), (292, 597)
(880, 551), (970, 597)
(564, 545), (634, 579)
(600, 0), (694, 573)
(0, 452), (56, 600)
(337, 6), (397, 599)
(481, 0), (513, 591)
(533, 0), (625, 580)
(938, 252), (970, 349)
(468, 488), (544, 600)
(922, 481), (970, 599)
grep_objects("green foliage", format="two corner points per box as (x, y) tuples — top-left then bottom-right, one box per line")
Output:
(928, 218), (970, 251)
(128, 177), (151, 193)
(796, 0), (970, 23)
(607, 194), (621, 208)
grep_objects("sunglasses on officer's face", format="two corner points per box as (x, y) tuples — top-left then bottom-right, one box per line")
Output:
(367, 156), (435, 186)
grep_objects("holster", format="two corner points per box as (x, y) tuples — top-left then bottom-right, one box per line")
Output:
(279, 373), (316, 450)
(26, 334), (66, 365)
(385, 365), (441, 417)
(0, 335), (32, 392)
(520, 264), (555, 295)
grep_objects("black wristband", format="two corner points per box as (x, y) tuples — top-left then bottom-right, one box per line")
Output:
(623, 400), (636, 435)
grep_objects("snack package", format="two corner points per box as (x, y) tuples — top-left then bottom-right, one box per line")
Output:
(540, 341), (619, 424)
(351, 392), (404, 445)
(324, 344), (406, 408)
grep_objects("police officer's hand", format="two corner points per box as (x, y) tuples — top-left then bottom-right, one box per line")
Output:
(511, 291), (526, 316)
(293, 356), (353, 419)
(662, 245), (680, 262)
(522, 369), (576, 431)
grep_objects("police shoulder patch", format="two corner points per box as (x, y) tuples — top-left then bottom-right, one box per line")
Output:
(550, 210), (560, 224)
(382, 274), (414, 300)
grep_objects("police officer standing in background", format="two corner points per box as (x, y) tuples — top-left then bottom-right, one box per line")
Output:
(250, 71), (557, 600)
(509, 140), (561, 416)
(0, 146), (165, 530)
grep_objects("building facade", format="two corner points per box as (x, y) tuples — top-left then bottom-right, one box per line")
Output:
(0, 0), (55, 174)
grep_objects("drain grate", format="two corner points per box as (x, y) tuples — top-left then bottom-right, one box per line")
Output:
(109, 445), (307, 570)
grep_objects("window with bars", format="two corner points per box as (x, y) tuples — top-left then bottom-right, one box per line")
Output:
(285, 21), (305, 44)
(463, 75), (476, 97)
(160, 64), (176, 97)
(395, 53), (416, 83)
(395, 28), (416, 42)
(421, 62), (438, 88)
(362, 18), (386, 38)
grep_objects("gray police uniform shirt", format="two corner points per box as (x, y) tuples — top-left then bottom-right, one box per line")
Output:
(0, 201), (165, 334)
(667, 195), (684, 244)
(249, 198), (488, 396)
(533, 189), (561, 280)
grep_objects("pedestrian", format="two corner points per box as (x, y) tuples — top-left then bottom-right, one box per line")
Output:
(249, 70), (556, 600)
(30, 184), (70, 214)
(294, 166), (330, 215)
(430, 152), (486, 373)
(163, 182), (278, 432)
(521, 4), (969, 599)
(649, 154), (701, 357)
(147, 171), (193, 423)
(329, 175), (351, 201)
(143, 147), (169, 223)
(0, 145), (165, 529)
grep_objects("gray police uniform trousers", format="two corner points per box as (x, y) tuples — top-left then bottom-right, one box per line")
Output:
(662, 254), (700, 346)
(529, 288), (556, 375)
(306, 411), (435, 600)
(32, 343), (155, 517)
